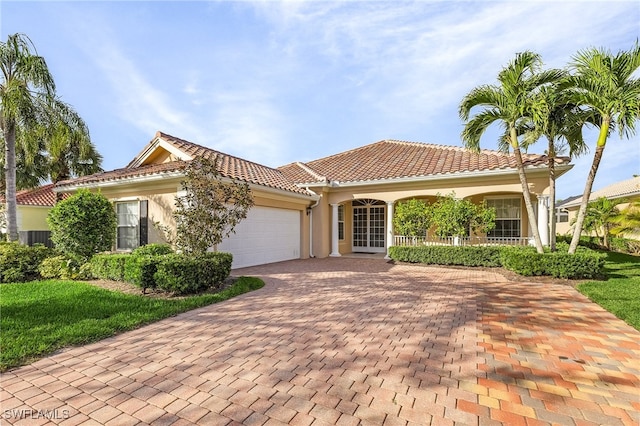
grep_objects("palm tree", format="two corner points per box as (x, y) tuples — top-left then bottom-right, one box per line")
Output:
(566, 42), (640, 254)
(0, 33), (55, 241)
(576, 197), (622, 249)
(35, 96), (102, 199)
(611, 200), (640, 237)
(459, 51), (564, 253)
(527, 82), (589, 251)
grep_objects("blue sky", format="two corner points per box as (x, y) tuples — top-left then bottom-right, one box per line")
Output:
(2, 1), (639, 199)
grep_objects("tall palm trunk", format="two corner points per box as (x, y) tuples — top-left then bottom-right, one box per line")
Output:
(569, 121), (609, 254)
(4, 121), (18, 241)
(548, 142), (557, 252)
(511, 128), (544, 253)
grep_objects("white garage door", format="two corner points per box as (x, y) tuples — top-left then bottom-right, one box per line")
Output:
(218, 206), (301, 269)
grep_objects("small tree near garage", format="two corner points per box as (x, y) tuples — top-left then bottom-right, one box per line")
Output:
(172, 156), (254, 256)
(47, 189), (116, 261)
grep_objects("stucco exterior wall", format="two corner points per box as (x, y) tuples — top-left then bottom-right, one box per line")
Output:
(17, 206), (51, 231)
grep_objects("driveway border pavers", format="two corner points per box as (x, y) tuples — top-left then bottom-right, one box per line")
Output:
(1, 257), (638, 425)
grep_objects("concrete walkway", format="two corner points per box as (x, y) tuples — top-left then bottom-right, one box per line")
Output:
(1, 258), (638, 425)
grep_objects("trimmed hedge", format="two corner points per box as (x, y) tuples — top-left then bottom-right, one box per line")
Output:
(389, 244), (605, 279)
(89, 250), (233, 295)
(89, 254), (129, 281)
(131, 243), (174, 257)
(39, 255), (92, 280)
(154, 252), (233, 295)
(0, 242), (54, 283)
(124, 255), (163, 292)
(388, 245), (502, 267)
(499, 246), (605, 279)
(556, 234), (640, 255)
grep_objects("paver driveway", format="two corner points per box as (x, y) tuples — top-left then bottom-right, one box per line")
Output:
(1, 258), (639, 425)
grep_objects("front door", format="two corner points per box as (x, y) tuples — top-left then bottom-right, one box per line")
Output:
(352, 199), (386, 253)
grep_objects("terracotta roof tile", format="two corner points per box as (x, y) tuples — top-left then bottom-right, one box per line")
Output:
(279, 139), (568, 184)
(0, 184), (68, 207)
(57, 132), (309, 195)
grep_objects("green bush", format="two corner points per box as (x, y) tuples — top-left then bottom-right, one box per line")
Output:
(89, 254), (129, 281)
(39, 255), (92, 280)
(0, 243), (53, 283)
(131, 244), (174, 257)
(124, 255), (163, 292)
(154, 252), (233, 295)
(556, 234), (640, 255)
(47, 190), (117, 262)
(388, 245), (502, 267)
(500, 246), (605, 279)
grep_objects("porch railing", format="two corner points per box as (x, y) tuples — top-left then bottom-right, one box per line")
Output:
(394, 235), (531, 247)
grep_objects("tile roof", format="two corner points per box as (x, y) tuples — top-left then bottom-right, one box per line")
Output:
(0, 183), (68, 207)
(560, 176), (640, 208)
(278, 139), (569, 184)
(56, 132), (310, 195)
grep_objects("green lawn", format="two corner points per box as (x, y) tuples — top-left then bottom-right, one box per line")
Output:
(577, 251), (640, 331)
(0, 277), (264, 371)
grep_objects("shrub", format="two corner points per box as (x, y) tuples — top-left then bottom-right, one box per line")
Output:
(47, 190), (117, 262)
(39, 255), (92, 280)
(500, 246), (605, 279)
(124, 255), (163, 292)
(89, 254), (129, 281)
(154, 252), (233, 294)
(131, 244), (174, 257)
(0, 242), (53, 283)
(388, 245), (502, 267)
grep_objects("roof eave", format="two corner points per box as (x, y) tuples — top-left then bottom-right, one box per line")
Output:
(315, 163), (573, 188)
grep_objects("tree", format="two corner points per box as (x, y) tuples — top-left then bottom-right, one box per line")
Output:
(0, 33), (55, 241)
(171, 156), (254, 256)
(572, 197), (622, 249)
(393, 198), (431, 237)
(47, 189), (117, 261)
(459, 51), (564, 253)
(611, 200), (640, 237)
(35, 96), (102, 198)
(566, 42), (640, 254)
(526, 81), (589, 251)
(429, 193), (496, 238)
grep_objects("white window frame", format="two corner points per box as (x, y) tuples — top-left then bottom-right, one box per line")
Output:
(115, 200), (140, 251)
(338, 205), (345, 240)
(485, 197), (522, 238)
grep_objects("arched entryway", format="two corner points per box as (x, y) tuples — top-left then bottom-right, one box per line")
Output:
(352, 199), (386, 253)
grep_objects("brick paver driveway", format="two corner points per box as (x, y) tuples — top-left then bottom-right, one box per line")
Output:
(2, 258), (639, 425)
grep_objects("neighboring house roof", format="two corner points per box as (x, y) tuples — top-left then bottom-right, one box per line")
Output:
(0, 183), (67, 207)
(560, 176), (640, 209)
(57, 132), (310, 195)
(279, 139), (570, 185)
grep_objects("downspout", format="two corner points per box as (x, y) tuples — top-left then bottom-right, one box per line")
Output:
(306, 188), (320, 258)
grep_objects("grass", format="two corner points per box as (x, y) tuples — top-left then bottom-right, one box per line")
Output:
(577, 251), (640, 331)
(0, 277), (264, 371)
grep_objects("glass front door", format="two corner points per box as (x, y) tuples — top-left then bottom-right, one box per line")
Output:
(352, 200), (386, 253)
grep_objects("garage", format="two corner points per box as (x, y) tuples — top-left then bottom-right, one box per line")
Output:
(218, 206), (301, 269)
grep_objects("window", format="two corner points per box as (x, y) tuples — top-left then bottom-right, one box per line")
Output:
(486, 198), (521, 238)
(338, 205), (344, 240)
(116, 201), (139, 250)
(556, 208), (569, 223)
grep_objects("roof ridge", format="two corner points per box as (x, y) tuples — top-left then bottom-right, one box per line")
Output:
(158, 131), (285, 173)
(294, 162), (326, 182)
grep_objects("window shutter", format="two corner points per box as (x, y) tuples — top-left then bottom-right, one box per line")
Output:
(139, 200), (148, 246)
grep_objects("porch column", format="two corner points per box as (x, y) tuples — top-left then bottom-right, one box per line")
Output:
(330, 203), (341, 257)
(385, 201), (394, 259)
(537, 195), (549, 246)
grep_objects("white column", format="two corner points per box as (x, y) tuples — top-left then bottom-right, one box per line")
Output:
(385, 201), (394, 259)
(330, 203), (341, 257)
(537, 195), (549, 246)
